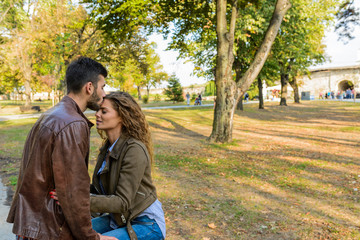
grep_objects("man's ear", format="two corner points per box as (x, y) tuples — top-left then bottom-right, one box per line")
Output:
(84, 82), (94, 95)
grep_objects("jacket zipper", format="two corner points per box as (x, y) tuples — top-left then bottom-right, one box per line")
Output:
(137, 191), (146, 197)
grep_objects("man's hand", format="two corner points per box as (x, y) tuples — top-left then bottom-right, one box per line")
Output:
(99, 233), (118, 240)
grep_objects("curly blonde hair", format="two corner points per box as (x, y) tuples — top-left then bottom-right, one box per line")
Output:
(97, 92), (153, 163)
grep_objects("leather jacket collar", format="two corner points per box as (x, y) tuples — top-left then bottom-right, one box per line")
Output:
(62, 95), (94, 128)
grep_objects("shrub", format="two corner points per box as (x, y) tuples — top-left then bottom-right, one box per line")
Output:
(191, 93), (197, 101)
(164, 75), (184, 103)
(142, 95), (149, 104)
(154, 94), (161, 102)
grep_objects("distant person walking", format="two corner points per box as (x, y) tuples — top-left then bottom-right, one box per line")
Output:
(198, 93), (202, 105)
(244, 92), (249, 102)
(351, 89), (356, 99)
(186, 92), (190, 105)
(353, 89), (357, 102)
(346, 88), (351, 99)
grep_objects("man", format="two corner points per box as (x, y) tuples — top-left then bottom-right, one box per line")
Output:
(7, 57), (117, 240)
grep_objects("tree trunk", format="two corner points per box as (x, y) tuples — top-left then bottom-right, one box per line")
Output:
(280, 73), (288, 106)
(209, 0), (291, 143)
(258, 77), (264, 109)
(147, 85), (150, 97)
(289, 76), (300, 103)
(137, 86), (142, 100)
(236, 93), (244, 111)
(209, 0), (238, 143)
(23, 69), (32, 107)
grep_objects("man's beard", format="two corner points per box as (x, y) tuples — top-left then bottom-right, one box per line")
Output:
(86, 90), (101, 111)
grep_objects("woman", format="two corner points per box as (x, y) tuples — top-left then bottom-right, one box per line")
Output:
(90, 92), (166, 240)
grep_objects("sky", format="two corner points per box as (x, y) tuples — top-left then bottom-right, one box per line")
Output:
(148, 34), (207, 87)
(149, 3), (360, 87)
(318, 0), (360, 69)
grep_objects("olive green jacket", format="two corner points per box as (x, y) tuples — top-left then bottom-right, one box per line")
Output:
(90, 136), (157, 240)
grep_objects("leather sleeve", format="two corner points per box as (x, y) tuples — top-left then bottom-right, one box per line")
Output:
(52, 121), (99, 240)
(90, 143), (148, 214)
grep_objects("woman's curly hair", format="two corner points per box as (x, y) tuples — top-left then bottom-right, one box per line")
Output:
(98, 91), (153, 163)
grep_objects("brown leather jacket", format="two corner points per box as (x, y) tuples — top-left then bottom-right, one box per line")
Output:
(7, 96), (99, 240)
(90, 136), (157, 239)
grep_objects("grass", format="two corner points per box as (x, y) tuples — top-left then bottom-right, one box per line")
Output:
(1, 100), (360, 239)
(8, 176), (17, 186)
(0, 100), (53, 115)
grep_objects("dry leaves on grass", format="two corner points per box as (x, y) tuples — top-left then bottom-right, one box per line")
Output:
(208, 223), (217, 229)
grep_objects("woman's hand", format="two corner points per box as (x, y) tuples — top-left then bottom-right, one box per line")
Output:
(50, 191), (117, 239)
(99, 233), (118, 240)
(49, 190), (60, 205)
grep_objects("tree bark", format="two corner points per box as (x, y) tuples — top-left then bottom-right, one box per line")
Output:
(209, 0), (291, 142)
(280, 73), (288, 106)
(236, 93), (244, 111)
(289, 76), (300, 103)
(258, 77), (264, 109)
(137, 86), (142, 100)
(23, 70), (32, 107)
(209, 0), (238, 143)
(147, 85), (150, 97)
(18, 47), (32, 107)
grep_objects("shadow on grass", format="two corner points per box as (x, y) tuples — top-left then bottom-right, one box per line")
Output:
(149, 117), (207, 139)
(235, 126), (360, 149)
(235, 103), (360, 124)
(156, 149), (360, 239)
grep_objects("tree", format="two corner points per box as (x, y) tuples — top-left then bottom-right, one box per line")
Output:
(155, 0), (290, 142)
(155, 0), (291, 141)
(82, 0), (290, 142)
(0, 0), (108, 106)
(30, 1), (106, 99)
(233, 0), (280, 110)
(205, 80), (216, 96)
(164, 75), (184, 103)
(269, 0), (338, 106)
(256, 59), (280, 109)
(335, 0), (360, 42)
(0, 0), (32, 105)
(209, 0), (290, 142)
(143, 44), (169, 98)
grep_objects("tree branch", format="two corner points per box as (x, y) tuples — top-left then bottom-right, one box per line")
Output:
(236, 0), (291, 94)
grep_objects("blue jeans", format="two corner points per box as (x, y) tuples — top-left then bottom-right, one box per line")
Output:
(92, 215), (164, 240)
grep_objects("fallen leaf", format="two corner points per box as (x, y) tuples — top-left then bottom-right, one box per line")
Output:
(208, 223), (217, 229)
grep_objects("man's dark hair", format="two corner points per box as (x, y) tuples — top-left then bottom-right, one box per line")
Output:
(66, 57), (108, 94)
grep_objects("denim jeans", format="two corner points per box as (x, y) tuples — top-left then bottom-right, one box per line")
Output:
(16, 236), (35, 240)
(92, 215), (164, 240)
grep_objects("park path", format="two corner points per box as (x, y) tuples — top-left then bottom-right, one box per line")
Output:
(0, 176), (14, 239)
